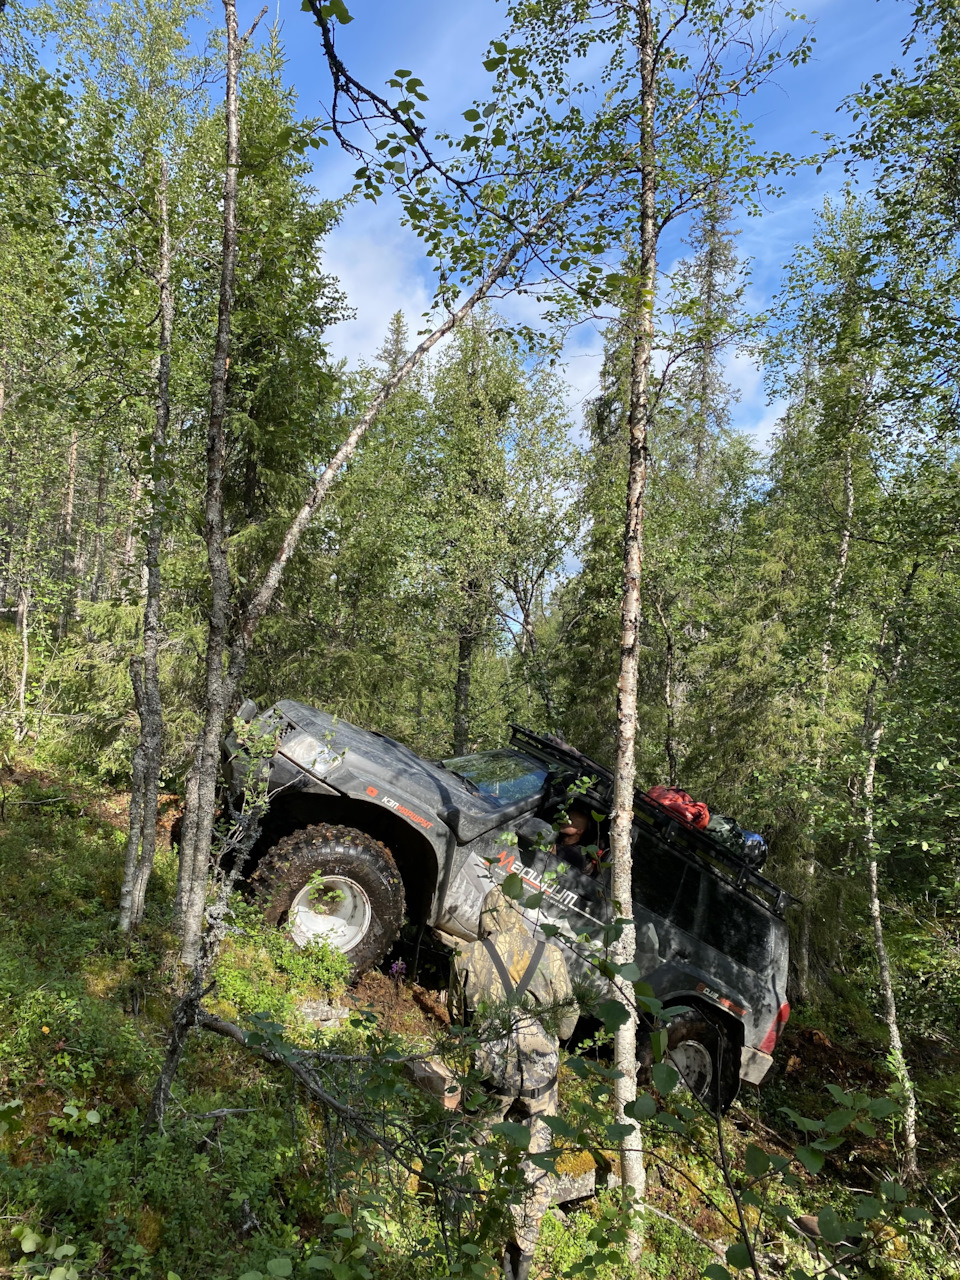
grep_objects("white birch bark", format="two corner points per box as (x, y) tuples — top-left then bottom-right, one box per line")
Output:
(120, 157), (173, 932)
(608, 0), (656, 1217)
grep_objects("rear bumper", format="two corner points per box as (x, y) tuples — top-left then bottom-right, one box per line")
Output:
(739, 1044), (774, 1085)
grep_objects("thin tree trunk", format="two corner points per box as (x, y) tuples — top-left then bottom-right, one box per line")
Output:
(862, 724), (919, 1181)
(177, 0), (264, 963)
(797, 446), (854, 1002)
(57, 427), (79, 638)
(653, 594), (678, 787)
(121, 474), (142, 581)
(15, 584), (30, 743)
(120, 157), (174, 932)
(608, 0), (656, 1219)
(857, 563), (921, 1181)
(90, 444), (109, 603)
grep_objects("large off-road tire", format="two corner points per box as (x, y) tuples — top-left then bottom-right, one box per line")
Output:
(640, 1010), (741, 1115)
(250, 824), (405, 979)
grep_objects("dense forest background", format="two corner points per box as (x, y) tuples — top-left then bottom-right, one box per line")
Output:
(1, 0), (960, 1276)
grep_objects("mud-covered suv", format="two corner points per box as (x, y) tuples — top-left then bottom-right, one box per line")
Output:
(226, 700), (793, 1110)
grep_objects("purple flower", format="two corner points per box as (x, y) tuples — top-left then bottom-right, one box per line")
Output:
(389, 959), (407, 982)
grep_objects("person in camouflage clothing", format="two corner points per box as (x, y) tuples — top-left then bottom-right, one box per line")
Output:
(451, 885), (578, 1280)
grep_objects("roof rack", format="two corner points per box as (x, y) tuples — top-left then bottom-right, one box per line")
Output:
(508, 724), (796, 918)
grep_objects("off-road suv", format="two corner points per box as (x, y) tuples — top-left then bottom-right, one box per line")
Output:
(225, 700), (793, 1111)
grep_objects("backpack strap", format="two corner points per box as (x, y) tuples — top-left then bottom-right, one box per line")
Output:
(480, 936), (547, 1002)
(480, 935), (516, 998)
(515, 939), (547, 1000)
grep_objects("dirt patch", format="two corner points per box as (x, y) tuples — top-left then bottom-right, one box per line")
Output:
(346, 972), (449, 1040)
(780, 1025), (887, 1094)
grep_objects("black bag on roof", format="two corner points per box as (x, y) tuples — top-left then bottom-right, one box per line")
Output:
(706, 813), (747, 858)
(740, 829), (768, 870)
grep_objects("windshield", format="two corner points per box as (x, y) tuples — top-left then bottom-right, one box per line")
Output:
(442, 749), (548, 805)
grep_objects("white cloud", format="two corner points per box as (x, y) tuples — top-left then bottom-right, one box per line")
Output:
(323, 209), (435, 366)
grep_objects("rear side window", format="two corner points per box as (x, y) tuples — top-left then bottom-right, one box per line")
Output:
(633, 841), (773, 972)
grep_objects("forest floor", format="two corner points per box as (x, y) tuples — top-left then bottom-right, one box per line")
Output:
(0, 757), (957, 1279)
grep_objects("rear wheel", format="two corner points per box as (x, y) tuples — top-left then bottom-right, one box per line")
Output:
(640, 1010), (741, 1114)
(250, 824), (405, 978)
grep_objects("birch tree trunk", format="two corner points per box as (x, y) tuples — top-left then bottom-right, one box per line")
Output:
(176, 0), (250, 964)
(90, 445), (108, 603)
(797, 445), (854, 1001)
(120, 157), (173, 933)
(15, 584), (30, 743)
(862, 722), (920, 1181)
(121, 475), (142, 581)
(608, 0), (656, 1215)
(856, 566), (920, 1181)
(57, 426), (79, 638)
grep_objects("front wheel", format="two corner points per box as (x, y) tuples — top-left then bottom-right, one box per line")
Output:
(640, 1010), (741, 1114)
(250, 824), (405, 978)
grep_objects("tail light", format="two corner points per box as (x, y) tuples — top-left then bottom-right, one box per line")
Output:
(759, 1001), (790, 1054)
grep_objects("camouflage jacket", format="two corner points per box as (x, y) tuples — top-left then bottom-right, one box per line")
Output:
(451, 887), (578, 1099)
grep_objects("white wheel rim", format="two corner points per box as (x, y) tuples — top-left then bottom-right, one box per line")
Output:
(288, 875), (371, 952)
(670, 1040), (714, 1098)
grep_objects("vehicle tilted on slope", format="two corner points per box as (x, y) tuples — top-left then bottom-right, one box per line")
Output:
(225, 700), (793, 1111)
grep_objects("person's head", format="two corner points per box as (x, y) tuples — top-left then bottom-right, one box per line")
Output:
(558, 804), (590, 845)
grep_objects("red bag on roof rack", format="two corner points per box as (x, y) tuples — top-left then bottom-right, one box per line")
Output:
(645, 785), (710, 830)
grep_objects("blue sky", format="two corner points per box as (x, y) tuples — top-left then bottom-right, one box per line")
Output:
(245, 0), (915, 439)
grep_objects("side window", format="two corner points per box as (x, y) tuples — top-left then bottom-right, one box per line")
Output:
(632, 840), (692, 927)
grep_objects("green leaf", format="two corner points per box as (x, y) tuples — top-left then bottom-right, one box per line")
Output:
(305, 1259), (333, 1272)
(85, 1110), (100, 1124)
(744, 1143), (770, 1178)
(901, 1205), (932, 1222)
(853, 1196), (883, 1220)
(483, 57), (506, 71)
(18, 1229), (43, 1254)
(823, 1107), (857, 1133)
(794, 1146), (825, 1175)
(501, 872), (523, 900)
(868, 1096), (900, 1119)
(238, 1273), (263, 1280)
(267, 1261), (293, 1278)
(597, 999), (629, 1034)
(652, 1062), (679, 1094)
(491, 1120), (531, 1149)
(704, 1267), (732, 1280)
(810, 1136), (845, 1153)
(625, 1093), (656, 1120)
(725, 1241), (752, 1269)
(817, 1206), (847, 1244)
(463, 109), (481, 122)
(320, 0), (352, 23)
